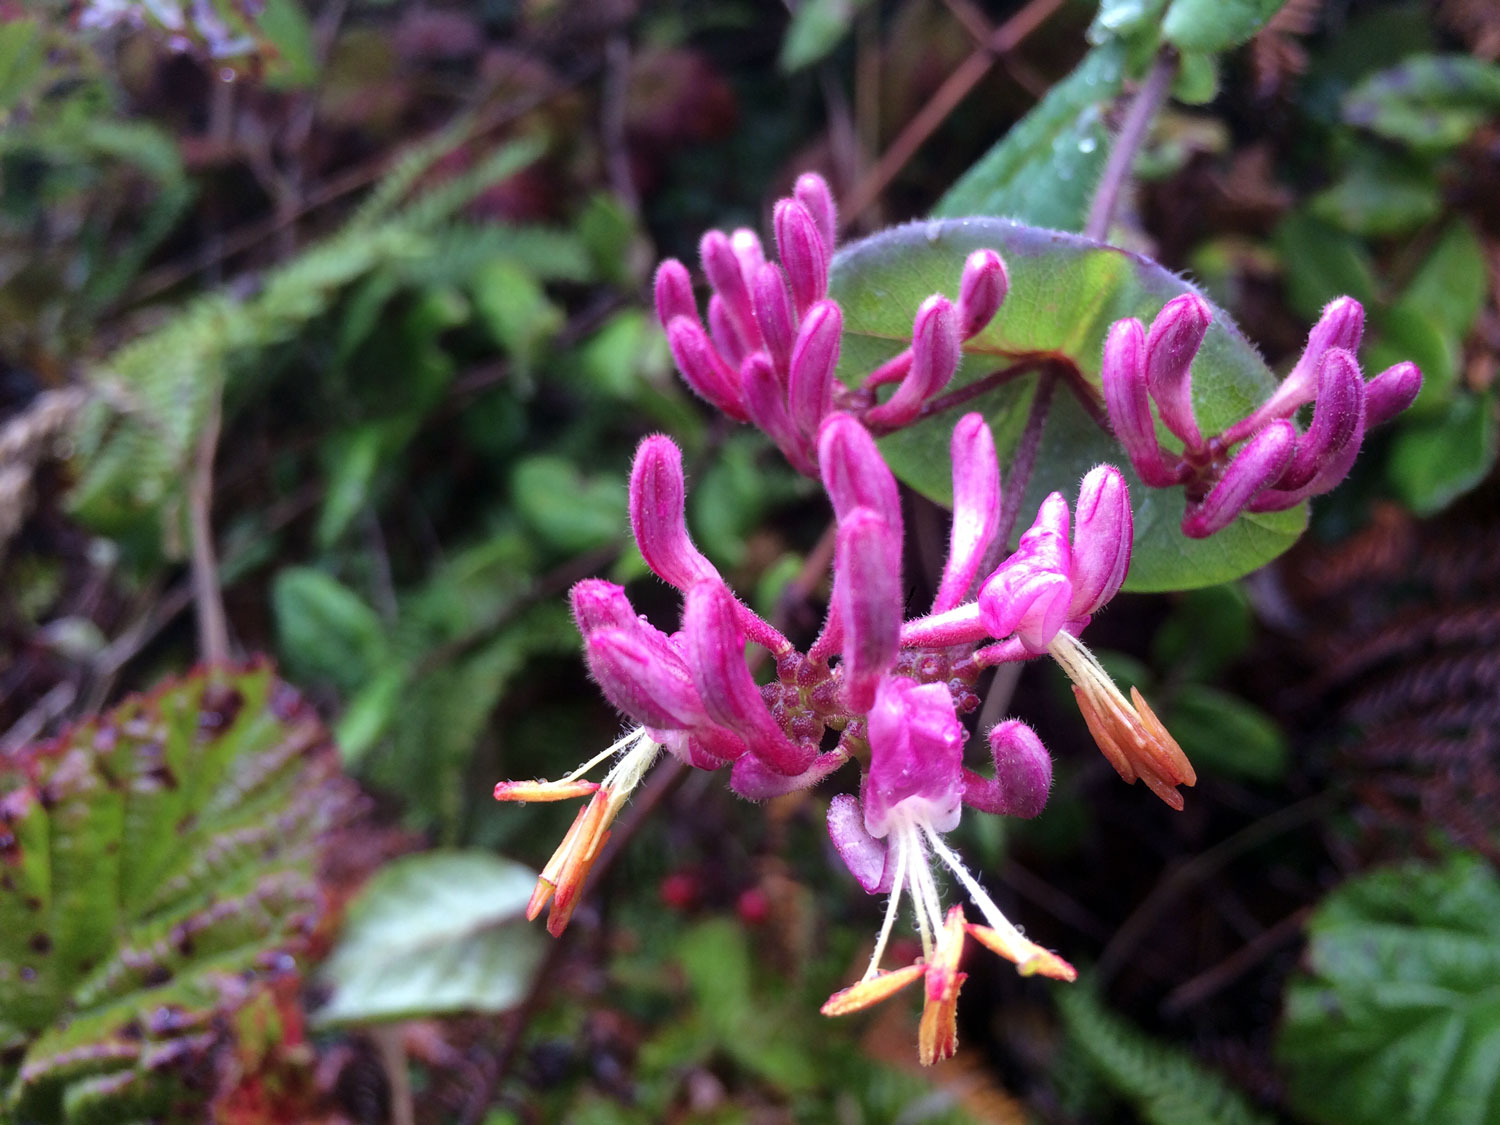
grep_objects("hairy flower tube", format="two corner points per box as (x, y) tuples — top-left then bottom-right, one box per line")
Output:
(654, 173), (1009, 473)
(1101, 293), (1423, 538)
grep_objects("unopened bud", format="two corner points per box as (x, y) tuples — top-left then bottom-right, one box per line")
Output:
(961, 720), (1052, 819)
(570, 578), (637, 636)
(700, 229), (760, 350)
(817, 413), (903, 543)
(835, 507), (903, 713)
(666, 316), (747, 420)
(1069, 465), (1132, 620)
(742, 352), (814, 475)
(1102, 317), (1177, 487)
(1275, 348), (1365, 492)
(958, 249), (1008, 338)
(629, 435), (721, 590)
(866, 294), (961, 429)
(933, 413), (999, 613)
(1181, 419), (1295, 538)
(1365, 360), (1422, 427)
(794, 172), (838, 252)
(1145, 293), (1211, 453)
(774, 198), (830, 314)
(751, 262), (797, 375)
(586, 628), (703, 729)
(787, 300), (842, 440)
(654, 259), (697, 329)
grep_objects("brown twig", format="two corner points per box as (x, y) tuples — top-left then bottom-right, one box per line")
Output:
(1160, 905), (1311, 1017)
(187, 391), (229, 668)
(1083, 47), (1179, 242)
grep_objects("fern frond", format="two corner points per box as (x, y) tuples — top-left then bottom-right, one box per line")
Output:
(1055, 985), (1274, 1125)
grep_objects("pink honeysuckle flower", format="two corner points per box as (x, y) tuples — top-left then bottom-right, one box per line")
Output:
(1099, 293), (1421, 539)
(822, 676), (1075, 1064)
(774, 197), (831, 315)
(961, 719), (1053, 819)
(931, 412), (1000, 614)
(865, 294), (962, 430)
(958, 248), (1009, 340)
(832, 506), (902, 713)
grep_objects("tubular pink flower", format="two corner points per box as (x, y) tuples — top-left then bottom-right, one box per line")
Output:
(932, 413), (1000, 613)
(682, 580), (815, 776)
(585, 627), (705, 730)
(835, 507), (903, 713)
(1274, 348), (1366, 492)
(730, 745), (849, 801)
(817, 413), (904, 544)
(742, 352), (815, 475)
(1144, 293), (1211, 453)
(787, 300), (842, 441)
(700, 229), (759, 350)
(957, 249), (1008, 339)
(1365, 360), (1423, 427)
(665, 316), (747, 421)
(866, 295), (961, 429)
(962, 720), (1052, 819)
(570, 578), (637, 636)
(862, 677), (966, 837)
(707, 293), (750, 367)
(729, 227), (766, 279)
(794, 172), (838, 252)
(1181, 419), (1296, 538)
(629, 435), (721, 591)
(774, 198), (830, 315)
(1068, 465), (1132, 620)
(653, 259), (697, 329)
(977, 493), (1073, 653)
(1101, 317), (1178, 487)
(1227, 296), (1365, 443)
(751, 262), (798, 375)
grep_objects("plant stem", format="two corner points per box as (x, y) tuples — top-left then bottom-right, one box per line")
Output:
(372, 1024), (416, 1125)
(188, 391), (229, 668)
(1083, 47), (1179, 242)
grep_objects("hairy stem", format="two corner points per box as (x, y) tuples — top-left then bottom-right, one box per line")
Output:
(1083, 47), (1179, 242)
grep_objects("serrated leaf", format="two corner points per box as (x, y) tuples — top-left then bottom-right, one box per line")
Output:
(829, 218), (1306, 592)
(1162, 0), (1289, 53)
(316, 851), (545, 1025)
(1279, 854), (1500, 1125)
(0, 665), (359, 1120)
(1343, 54), (1500, 153)
(933, 44), (1125, 232)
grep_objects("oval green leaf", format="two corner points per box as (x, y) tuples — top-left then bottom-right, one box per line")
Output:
(829, 218), (1306, 591)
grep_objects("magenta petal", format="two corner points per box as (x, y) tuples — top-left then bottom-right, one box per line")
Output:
(1274, 348), (1366, 492)
(654, 259), (697, 329)
(1069, 465), (1132, 619)
(1365, 360), (1422, 427)
(700, 228), (759, 350)
(586, 628), (703, 729)
(827, 792), (892, 893)
(708, 293), (750, 367)
(794, 172), (838, 253)
(774, 198), (830, 314)
(666, 316), (747, 421)
(751, 262), (797, 376)
(1181, 419), (1296, 537)
(962, 719), (1053, 819)
(787, 300), (842, 440)
(682, 581), (815, 775)
(933, 413), (1000, 613)
(1145, 293), (1211, 453)
(731, 746), (849, 801)
(817, 413), (903, 543)
(835, 508), (902, 713)
(863, 677), (965, 836)
(630, 435), (721, 590)
(570, 578), (638, 636)
(730, 227), (766, 279)
(742, 352), (815, 474)
(865, 294), (961, 429)
(957, 248), (1009, 339)
(978, 566), (1072, 654)
(1102, 317), (1178, 487)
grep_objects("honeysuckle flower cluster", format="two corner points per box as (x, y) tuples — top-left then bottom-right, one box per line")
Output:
(493, 171), (1415, 1065)
(1102, 293), (1422, 538)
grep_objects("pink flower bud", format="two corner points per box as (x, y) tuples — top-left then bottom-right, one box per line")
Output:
(863, 677), (965, 837)
(751, 262), (797, 375)
(962, 719), (1052, 819)
(835, 507), (902, 713)
(1181, 419), (1296, 538)
(708, 293), (750, 367)
(866, 294), (961, 429)
(654, 259), (697, 329)
(978, 493), (1072, 652)
(817, 413), (903, 543)
(586, 627), (703, 729)
(774, 198), (830, 314)
(666, 316), (748, 421)
(630, 435), (721, 590)
(742, 352), (814, 475)
(787, 300), (842, 440)
(570, 578), (637, 636)
(701, 229), (760, 347)
(794, 172), (838, 252)
(1274, 348), (1365, 492)
(682, 581), (815, 776)
(827, 792), (891, 893)
(1365, 360), (1422, 427)
(933, 413), (1000, 613)
(730, 746), (849, 801)
(1145, 293), (1211, 453)
(1069, 465), (1132, 619)
(1102, 318), (1178, 487)
(729, 227), (766, 279)
(957, 248), (1008, 339)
